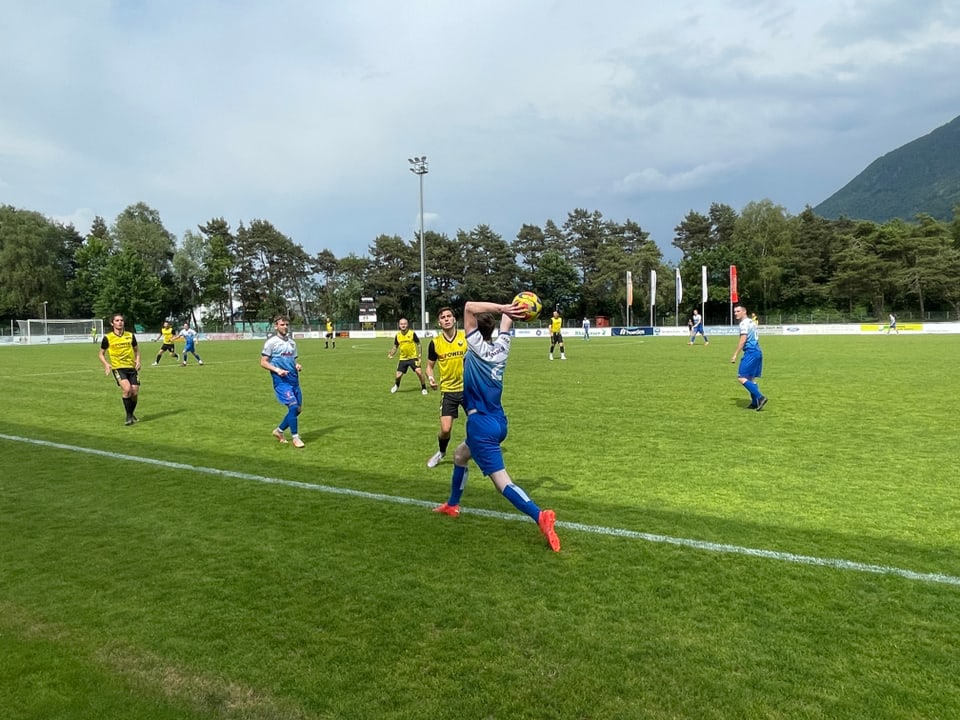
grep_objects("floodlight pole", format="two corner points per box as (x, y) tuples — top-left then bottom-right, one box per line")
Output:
(408, 156), (429, 334)
(43, 300), (48, 340)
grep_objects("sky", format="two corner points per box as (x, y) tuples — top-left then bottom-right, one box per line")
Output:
(2, 0), (959, 264)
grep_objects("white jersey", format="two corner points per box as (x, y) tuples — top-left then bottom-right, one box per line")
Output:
(738, 317), (760, 352)
(262, 333), (299, 384)
(463, 329), (511, 418)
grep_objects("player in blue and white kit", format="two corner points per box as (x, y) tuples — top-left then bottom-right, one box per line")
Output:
(433, 299), (560, 552)
(731, 304), (767, 411)
(260, 316), (305, 447)
(178, 323), (204, 366)
(689, 309), (709, 345)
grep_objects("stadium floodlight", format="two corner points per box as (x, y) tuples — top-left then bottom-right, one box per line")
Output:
(408, 156), (429, 334)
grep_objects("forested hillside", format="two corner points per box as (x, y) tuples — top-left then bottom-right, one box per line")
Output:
(815, 114), (960, 224)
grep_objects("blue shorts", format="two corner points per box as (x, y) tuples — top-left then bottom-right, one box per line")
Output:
(738, 349), (763, 379)
(274, 381), (302, 408)
(465, 413), (508, 476)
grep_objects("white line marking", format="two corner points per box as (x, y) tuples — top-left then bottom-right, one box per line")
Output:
(2, 432), (958, 587)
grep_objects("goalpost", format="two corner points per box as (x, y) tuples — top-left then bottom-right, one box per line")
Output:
(16, 318), (104, 344)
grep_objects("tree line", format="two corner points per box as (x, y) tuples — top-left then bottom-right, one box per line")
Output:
(2, 198), (959, 330)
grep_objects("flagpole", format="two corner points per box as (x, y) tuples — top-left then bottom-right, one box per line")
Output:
(675, 268), (682, 326)
(701, 265), (707, 330)
(649, 269), (656, 327)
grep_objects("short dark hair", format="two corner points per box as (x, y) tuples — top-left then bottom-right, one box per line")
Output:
(475, 312), (496, 341)
(437, 306), (455, 317)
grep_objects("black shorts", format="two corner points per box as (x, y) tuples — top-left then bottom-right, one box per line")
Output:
(325, 332), (334, 339)
(160, 343), (176, 352)
(397, 359), (420, 374)
(551, 332), (563, 344)
(440, 391), (466, 418)
(112, 368), (140, 386)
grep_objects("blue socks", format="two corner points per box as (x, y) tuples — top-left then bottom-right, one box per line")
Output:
(447, 466), (468, 506)
(743, 380), (762, 402)
(280, 405), (299, 435)
(502, 483), (540, 520)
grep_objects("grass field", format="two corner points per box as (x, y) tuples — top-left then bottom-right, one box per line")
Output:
(2, 332), (959, 719)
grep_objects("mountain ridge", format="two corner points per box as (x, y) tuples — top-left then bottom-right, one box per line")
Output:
(814, 114), (960, 222)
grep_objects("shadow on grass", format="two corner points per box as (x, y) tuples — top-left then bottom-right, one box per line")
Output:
(1, 419), (957, 581)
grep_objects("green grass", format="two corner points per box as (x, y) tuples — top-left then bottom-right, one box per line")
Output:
(2, 334), (960, 719)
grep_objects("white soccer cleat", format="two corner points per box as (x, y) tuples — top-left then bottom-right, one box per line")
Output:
(291, 436), (305, 448)
(390, 385), (398, 394)
(427, 451), (444, 468)
(422, 388), (429, 395)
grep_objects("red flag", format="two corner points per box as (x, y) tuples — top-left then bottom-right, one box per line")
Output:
(730, 265), (739, 303)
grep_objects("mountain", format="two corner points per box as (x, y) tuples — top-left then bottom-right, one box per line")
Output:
(814, 114), (960, 223)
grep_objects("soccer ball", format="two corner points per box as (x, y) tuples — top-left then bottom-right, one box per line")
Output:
(512, 291), (543, 321)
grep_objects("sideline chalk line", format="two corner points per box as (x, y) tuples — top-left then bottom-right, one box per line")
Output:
(2, 432), (958, 588)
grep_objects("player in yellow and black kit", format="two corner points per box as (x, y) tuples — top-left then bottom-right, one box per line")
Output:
(425, 306), (468, 467)
(549, 310), (566, 360)
(324, 318), (336, 349)
(98, 313), (142, 425)
(151, 321), (179, 365)
(387, 317), (428, 394)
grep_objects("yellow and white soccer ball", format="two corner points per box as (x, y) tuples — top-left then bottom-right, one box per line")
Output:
(512, 291), (543, 321)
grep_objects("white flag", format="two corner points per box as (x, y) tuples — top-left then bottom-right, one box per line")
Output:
(650, 269), (657, 307)
(701, 265), (708, 303)
(675, 268), (682, 304)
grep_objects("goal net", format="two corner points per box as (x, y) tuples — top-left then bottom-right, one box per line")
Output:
(17, 318), (104, 344)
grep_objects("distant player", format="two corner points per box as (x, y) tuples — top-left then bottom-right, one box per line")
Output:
(261, 316), (305, 448)
(98, 313), (142, 426)
(549, 310), (566, 360)
(582, 316), (591, 340)
(325, 318), (336, 349)
(689, 309), (709, 345)
(432, 298), (560, 552)
(151, 321), (179, 365)
(388, 317), (428, 395)
(178, 322), (204, 366)
(425, 307), (467, 468)
(888, 313), (898, 335)
(731, 304), (766, 411)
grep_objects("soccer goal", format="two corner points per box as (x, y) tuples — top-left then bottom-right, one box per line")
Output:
(16, 318), (104, 344)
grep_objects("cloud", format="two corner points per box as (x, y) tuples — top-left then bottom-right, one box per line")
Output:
(1, 0), (959, 264)
(615, 162), (740, 194)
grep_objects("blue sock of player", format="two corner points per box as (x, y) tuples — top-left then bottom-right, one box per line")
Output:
(285, 405), (299, 435)
(447, 465), (468, 505)
(743, 380), (761, 401)
(502, 483), (540, 520)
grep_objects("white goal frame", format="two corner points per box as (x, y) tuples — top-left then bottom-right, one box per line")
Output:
(16, 318), (104, 345)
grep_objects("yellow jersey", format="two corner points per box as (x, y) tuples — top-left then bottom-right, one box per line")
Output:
(394, 329), (420, 361)
(160, 326), (176, 344)
(101, 331), (138, 368)
(550, 316), (562, 334)
(428, 330), (466, 393)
